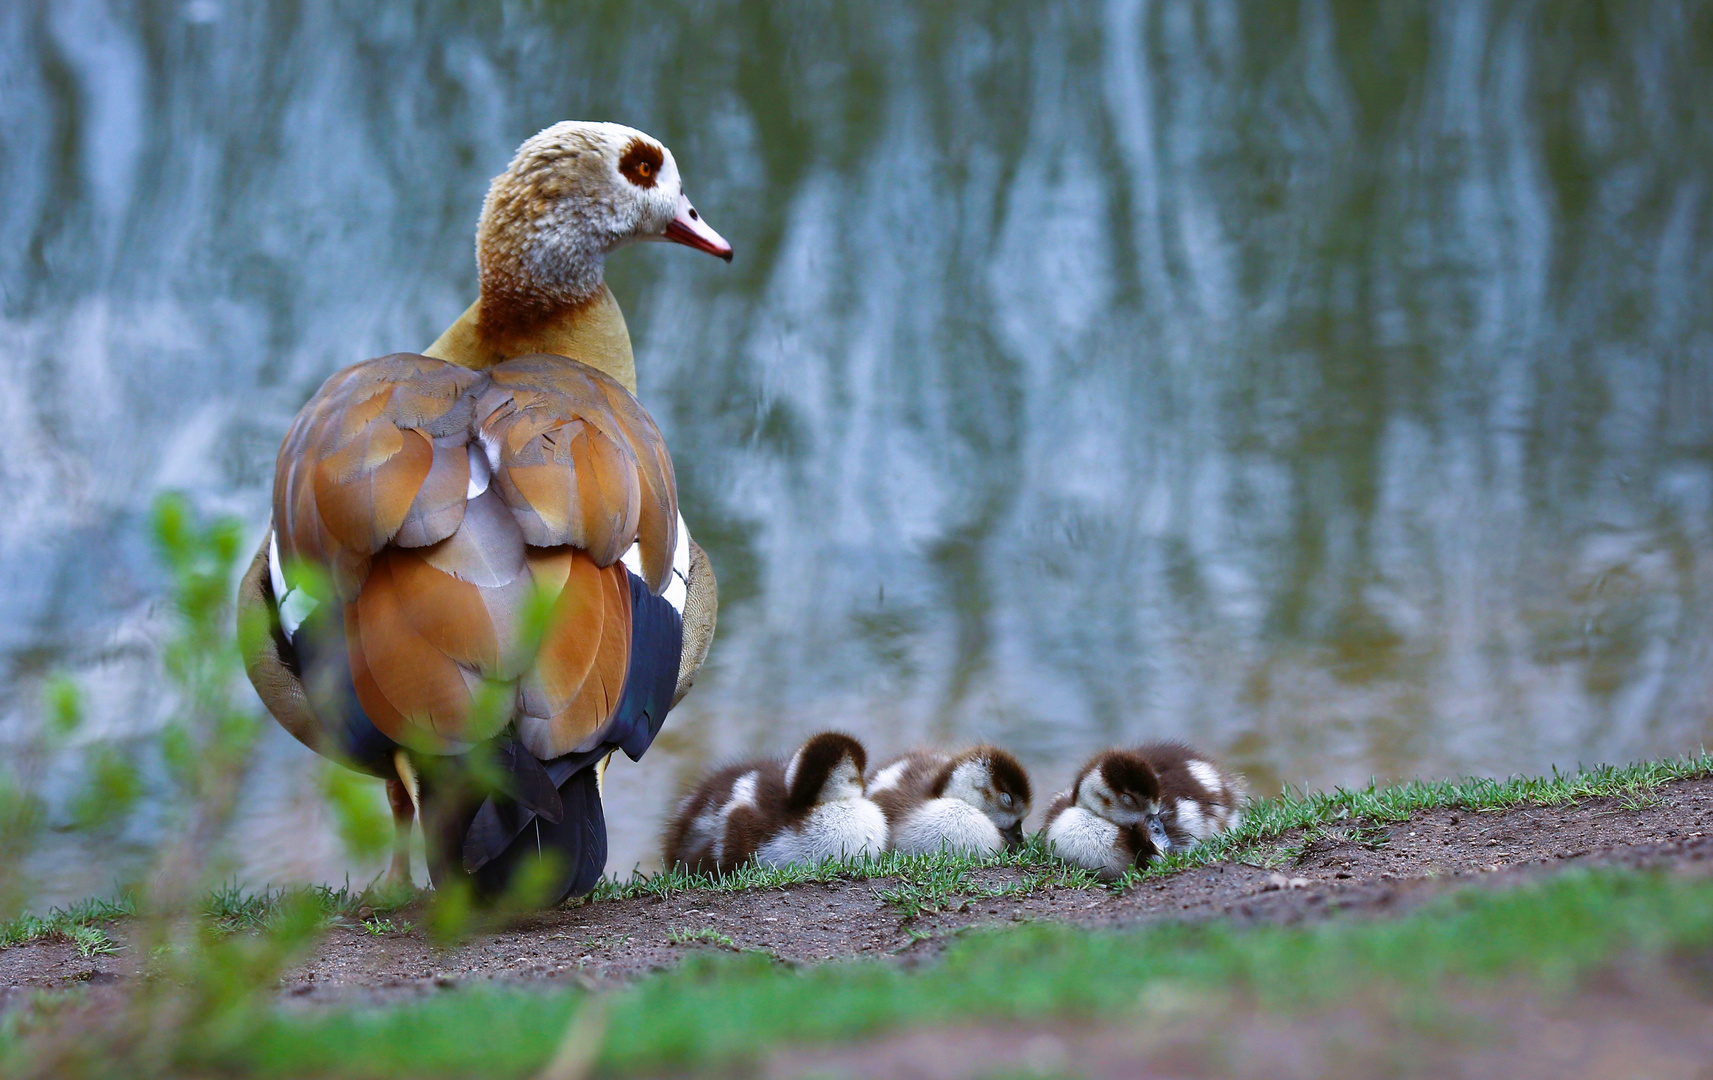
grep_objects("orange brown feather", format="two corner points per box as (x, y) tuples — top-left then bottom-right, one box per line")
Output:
(274, 351), (675, 760)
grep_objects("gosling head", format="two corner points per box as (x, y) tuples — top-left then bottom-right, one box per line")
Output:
(1076, 749), (1161, 824)
(477, 120), (732, 324)
(934, 746), (1033, 849)
(783, 732), (869, 814)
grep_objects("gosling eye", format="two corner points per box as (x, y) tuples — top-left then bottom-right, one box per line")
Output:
(1118, 793), (1136, 809)
(999, 792), (1013, 809)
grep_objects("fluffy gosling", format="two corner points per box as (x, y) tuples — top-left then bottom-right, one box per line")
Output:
(1042, 748), (1171, 879)
(1136, 741), (1245, 849)
(662, 732), (886, 874)
(868, 746), (1032, 857)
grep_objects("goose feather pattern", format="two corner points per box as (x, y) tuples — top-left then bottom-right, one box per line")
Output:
(273, 351), (677, 761)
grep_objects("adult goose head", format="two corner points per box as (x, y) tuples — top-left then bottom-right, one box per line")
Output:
(239, 121), (728, 905)
(427, 121), (732, 383)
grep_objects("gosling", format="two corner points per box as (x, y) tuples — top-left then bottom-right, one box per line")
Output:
(868, 746), (1032, 857)
(662, 732), (886, 874)
(1042, 748), (1171, 880)
(1136, 741), (1245, 849)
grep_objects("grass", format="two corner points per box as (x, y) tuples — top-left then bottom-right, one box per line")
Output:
(665, 927), (739, 949)
(2, 751), (1710, 1076)
(6, 750), (1707, 952)
(0, 896), (134, 958)
(1118, 750), (1713, 886)
(582, 839), (1102, 904)
(152, 866), (1713, 1078)
(0, 881), (418, 954)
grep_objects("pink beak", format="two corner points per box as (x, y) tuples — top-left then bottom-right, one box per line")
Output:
(662, 193), (733, 262)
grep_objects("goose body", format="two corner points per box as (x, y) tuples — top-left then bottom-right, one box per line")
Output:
(663, 733), (887, 874)
(1043, 749), (1171, 880)
(869, 747), (1031, 857)
(238, 121), (730, 904)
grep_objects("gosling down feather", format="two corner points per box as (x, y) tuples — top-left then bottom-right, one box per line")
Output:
(663, 732), (887, 874)
(868, 746), (1032, 857)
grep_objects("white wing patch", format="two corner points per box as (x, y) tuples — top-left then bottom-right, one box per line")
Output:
(869, 760), (910, 794)
(466, 442), (491, 498)
(620, 511), (691, 616)
(268, 530), (319, 640)
(685, 769), (758, 867)
(1174, 797), (1210, 840)
(1186, 759), (1223, 796)
(726, 771), (759, 813)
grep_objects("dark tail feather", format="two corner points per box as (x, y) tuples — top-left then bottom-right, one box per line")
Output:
(461, 745), (606, 874)
(424, 760), (606, 906)
(493, 733), (564, 824)
(494, 765), (607, 904)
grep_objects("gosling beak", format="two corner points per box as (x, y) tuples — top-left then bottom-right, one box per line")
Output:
(1002, 821), (1026, 850)
(662, 193), (732, 262)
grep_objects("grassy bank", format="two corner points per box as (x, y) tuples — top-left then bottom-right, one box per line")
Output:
(6, 750), (1709, 953)
(1, 753), (1710, 1077)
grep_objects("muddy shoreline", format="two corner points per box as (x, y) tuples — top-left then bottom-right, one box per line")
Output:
(4, 778), (1711, 1010)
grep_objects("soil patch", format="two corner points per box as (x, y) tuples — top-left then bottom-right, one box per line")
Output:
(4, 778), (1712, 1009)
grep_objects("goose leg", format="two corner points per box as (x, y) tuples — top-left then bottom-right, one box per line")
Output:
(384, 776), (415, 887)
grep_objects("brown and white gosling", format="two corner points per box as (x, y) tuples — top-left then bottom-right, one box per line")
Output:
(1042, 749), (1171, 879)
(662, 732), (887, 874)
(867, 746), (1032, 856)
(1043, 744), (1245, 879)
(1136, 741), (1245, 849)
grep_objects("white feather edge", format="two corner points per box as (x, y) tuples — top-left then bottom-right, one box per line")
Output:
(620, 511), (691, 616)
(267, 530), (318, 640)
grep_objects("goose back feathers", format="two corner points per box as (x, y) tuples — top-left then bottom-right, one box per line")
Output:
(273, 352), (679, 762)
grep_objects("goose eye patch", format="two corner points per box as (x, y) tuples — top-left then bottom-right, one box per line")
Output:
(619, 139), (663, 189)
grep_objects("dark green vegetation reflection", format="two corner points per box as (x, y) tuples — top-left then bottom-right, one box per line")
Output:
(1, 1), (1710, 896)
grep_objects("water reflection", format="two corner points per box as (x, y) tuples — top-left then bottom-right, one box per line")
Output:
(3, 0), (1710, 903)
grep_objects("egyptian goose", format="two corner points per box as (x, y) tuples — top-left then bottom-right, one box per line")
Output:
(868, 746), (1031, 856)
(1133, 741), (1246, 849)
(662, 732), (887, 874)
(236, 121), (730, 905)
(1042, 749), (1172, 880)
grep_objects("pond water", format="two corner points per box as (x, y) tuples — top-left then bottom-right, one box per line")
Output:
(3, 1), (1711, 904)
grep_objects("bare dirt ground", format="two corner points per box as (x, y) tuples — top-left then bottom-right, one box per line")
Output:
(4, 777), (1713, 1022)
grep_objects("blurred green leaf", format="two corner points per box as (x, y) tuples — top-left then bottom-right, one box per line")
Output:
(42, 675), (83, 740)
(319, 763), (393, 862)
(70, 747), (143, 831)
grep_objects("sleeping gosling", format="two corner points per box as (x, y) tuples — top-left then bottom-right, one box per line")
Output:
(1135, 741), (1245, 849)
(1042, 748), (1172, 880)
(662, 732), (886, 874)
(868, 746), (1032, 857)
